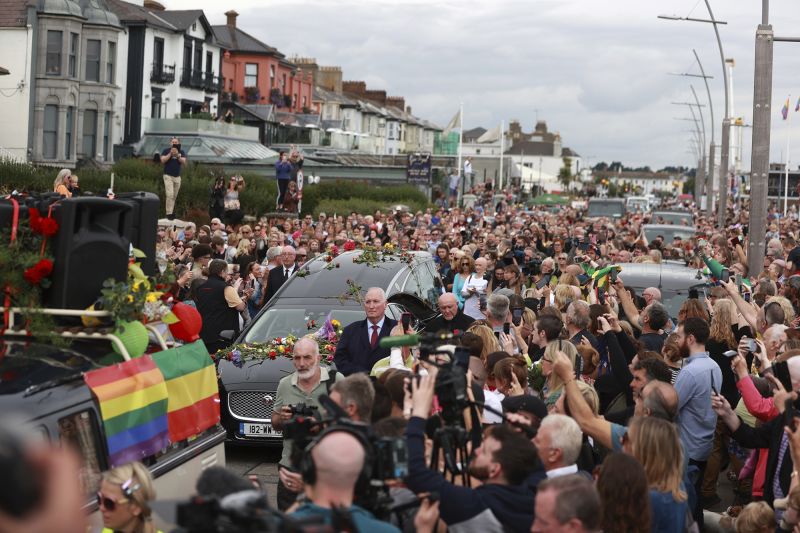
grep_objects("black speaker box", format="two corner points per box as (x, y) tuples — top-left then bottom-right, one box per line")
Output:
(46, 198), (133, 310)
(114, 192), (159, 276)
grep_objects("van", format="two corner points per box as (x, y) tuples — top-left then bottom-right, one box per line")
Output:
(626, 196), (650, 213)
(587, 198), (626, 219)
(1, 322), (226, 531)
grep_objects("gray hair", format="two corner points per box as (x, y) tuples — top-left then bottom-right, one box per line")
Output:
(566, 300), (591, 330)
(365, 287), (387, 302)
(538, 475), (601, 530)
(267, 246), (283, 261)
(487, 293), (510, 322)
(293, 336), (320, 357)
(331, 373), (375, 422)
(540, 414), (583, 466)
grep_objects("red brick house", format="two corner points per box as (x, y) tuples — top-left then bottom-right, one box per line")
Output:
(213, 11), (312, 114)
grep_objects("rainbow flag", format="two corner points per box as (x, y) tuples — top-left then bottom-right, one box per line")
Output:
(151, 340), (219, 442)
(783, 96), (790, 120)
(84, 357), (169, 467)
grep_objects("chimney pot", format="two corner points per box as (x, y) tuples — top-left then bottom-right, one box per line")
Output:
(225, 10), (238, 27)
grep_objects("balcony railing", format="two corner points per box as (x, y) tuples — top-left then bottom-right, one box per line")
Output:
(150, 63), (175, 84)
(180, 68), (205, 89)
(203, 73), (221, 93)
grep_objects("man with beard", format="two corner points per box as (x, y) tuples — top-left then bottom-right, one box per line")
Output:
(271, 337), (340, 510)
(673, 317), (721, 529)
(405, 368), (538, 533)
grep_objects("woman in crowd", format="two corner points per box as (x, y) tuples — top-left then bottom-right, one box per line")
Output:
(283, 180), (300, 213)
(234, 238), (255, 273)
(488, 264), (505, 293)
(434, 244), (451, 280)
(627, 416), (690, 533)
(53, 168), (72, 197)
(596, 452), (651, 533)
(451, 253), (475, 309)
(97, 461), (157, 533)
(540, 340), (579, 409)
(503, 264), (525, 295)
(223, 175), (245, 226)
(209, 176), (225, 221)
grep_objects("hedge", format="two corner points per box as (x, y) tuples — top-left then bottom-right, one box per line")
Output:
(0, 158), (430, 223)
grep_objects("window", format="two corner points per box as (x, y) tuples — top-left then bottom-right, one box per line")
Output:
(65, 107), (74, 159)
(151, 88), (163, 118)
(281, 73), (286, 91)
(103, 111), (111, 160)
(43, 105), (58, 159)
(302, 96), (307, 109)
(58, 411), (105, 499)
(205, 51), (213, 74)
(244, 63), (257, 87)
(153, 37), (164, 67)
(269, 65), (275, 87)
(82, 109), (97, 158)
(85, 39), (100, 82)
(46, 30), (62, 75)
(68, 33), (78, 77)
(106, 42), (115, 83)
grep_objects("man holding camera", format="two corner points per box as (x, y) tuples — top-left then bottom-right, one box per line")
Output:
(272, 337), (340, 510)
(159, 137), (187, 219)
(405, 369), (539, 532)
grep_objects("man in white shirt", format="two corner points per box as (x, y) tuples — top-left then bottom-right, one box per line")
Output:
(533, 414), (584, 479)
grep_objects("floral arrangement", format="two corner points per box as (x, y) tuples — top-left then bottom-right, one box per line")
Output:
(0, 204), (59, 338)
(352, 243), (414, 268)
(213, 315), (344, 368)
(100, 253), (177, 325)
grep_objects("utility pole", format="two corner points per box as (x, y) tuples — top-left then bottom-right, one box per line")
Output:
(690, 86), (708, 202)
(748, 7), (772, 277)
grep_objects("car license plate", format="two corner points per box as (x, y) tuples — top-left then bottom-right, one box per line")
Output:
(239, 423), (280, 437)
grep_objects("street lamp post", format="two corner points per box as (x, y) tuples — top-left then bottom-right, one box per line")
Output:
(690, 85), (708, 202)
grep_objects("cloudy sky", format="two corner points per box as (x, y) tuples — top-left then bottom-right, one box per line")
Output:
(168, 0), (800, 170)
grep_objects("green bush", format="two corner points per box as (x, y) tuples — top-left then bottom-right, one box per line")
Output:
(0, 158), (431, 222)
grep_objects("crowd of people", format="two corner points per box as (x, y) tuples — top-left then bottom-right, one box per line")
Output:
(21, 159), (800, 533)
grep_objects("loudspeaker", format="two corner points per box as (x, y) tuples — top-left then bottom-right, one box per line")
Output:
(46, 198), (133, 310)
(114, 192), (159, 276)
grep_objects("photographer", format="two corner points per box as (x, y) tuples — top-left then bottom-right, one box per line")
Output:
(159, 137), (187, 219)
(289, 430), (401, 533)
(209, 177), (225, 221)
(405, 368), (539, 532)
(271, 337), (340, 511)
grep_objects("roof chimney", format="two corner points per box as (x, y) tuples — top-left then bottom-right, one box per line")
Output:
(225, 10), (238, 27)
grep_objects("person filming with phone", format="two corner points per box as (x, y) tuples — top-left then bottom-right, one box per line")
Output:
(159, 137), (187, 220)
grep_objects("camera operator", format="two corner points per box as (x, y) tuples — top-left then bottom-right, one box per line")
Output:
(288, 430), (401, 532)
(405, 368), (539, 532)
(271, 337), (340, 511)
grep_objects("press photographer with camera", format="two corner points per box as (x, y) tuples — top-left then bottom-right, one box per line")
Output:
(405, 367), (539, 532)
(271, 337), (340, 511)
(288, 429), (401, 533)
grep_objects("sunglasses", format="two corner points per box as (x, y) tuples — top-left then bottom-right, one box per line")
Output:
(96, 492), (128, 511)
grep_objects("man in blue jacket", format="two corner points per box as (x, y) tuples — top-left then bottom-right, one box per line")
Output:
(274, 151), (293, 209)
(406, 369), (538, 533)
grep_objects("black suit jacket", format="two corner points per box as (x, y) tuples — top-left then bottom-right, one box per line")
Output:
(264, 264), (296, 302)
(731, 415), (791, 504)
(334, 317), (398, 375)
(426, 311), (475, 334)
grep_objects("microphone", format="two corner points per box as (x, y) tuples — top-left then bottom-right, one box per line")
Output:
(378, 334), (420, 348)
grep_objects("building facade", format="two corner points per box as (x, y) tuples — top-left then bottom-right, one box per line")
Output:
(107, 0), (221, 145)
(215, 11), (312, 115)
(0, 0), (126, 165)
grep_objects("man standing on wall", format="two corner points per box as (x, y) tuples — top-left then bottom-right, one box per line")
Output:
(160, 137), (187, 220)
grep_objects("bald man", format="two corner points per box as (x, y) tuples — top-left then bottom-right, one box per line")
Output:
(290, 431), (400, 532)
(426, 293), (475, 333)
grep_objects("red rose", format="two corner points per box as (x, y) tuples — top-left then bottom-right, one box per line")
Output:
(38, 217), (58, 237)
(344, 240), (355, 251)
(23, 259), (53, 285)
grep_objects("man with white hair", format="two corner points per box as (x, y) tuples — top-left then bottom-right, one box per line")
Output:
(272, 337), (340, 510)
(334, 287), (398, 375)
(566, 300), (600, 352)
(533, 414), (586, 479)
(263, 245), (297, 302)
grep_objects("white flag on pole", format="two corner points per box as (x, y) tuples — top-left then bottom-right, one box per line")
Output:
(442, 110), (461, 135)
(477, 124), (502, 143)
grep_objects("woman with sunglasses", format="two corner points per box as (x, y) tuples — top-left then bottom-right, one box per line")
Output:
(451, 255), (474, 310)
(97, 462), (158, 533)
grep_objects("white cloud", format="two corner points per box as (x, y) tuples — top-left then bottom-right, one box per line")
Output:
(165, 0), (800, 169)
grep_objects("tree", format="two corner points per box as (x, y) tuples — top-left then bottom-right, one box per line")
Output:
(559, 157), (573, 190)
(593, 161), (609, 171)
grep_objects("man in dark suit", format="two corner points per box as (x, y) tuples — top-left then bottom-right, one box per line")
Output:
(334, 287), (397, 375)
(264, 245), (297, 303)
(426, 293), (474, 334)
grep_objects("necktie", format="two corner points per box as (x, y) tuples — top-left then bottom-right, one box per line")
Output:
(370, 325), (379, 349)
(773, 432), (790, 499)
(284, 267), (289, 280)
